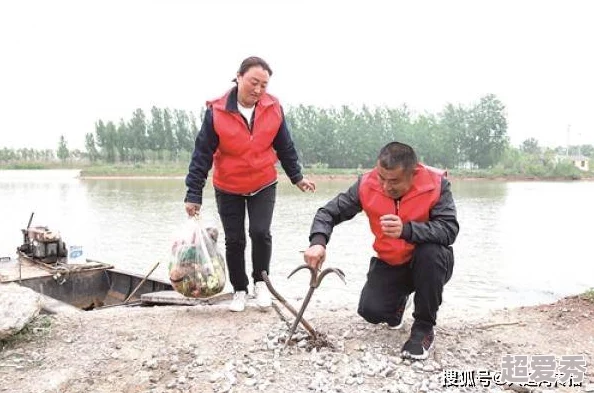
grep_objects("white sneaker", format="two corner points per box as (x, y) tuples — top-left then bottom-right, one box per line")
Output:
(228, 291), (247, 312)
(254, 281), (272, 308)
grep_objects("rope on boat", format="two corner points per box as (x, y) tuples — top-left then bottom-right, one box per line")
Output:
(18, 253), (114, 285)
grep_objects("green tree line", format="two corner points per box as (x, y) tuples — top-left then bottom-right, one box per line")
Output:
(86, 107), (203, 163)
(1, 95), (592, 177)
(85, 94), (512, 169)
(287, 94), (508, 169)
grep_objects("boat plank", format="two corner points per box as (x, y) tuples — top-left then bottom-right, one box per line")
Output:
(141, 290), (233, 306)
(0, 258), (54, 282)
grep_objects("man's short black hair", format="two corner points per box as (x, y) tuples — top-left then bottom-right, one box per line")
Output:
(377, 142), (418, 172)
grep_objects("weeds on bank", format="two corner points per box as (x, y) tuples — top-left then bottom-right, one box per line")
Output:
(0, 315), (53, 351)
(580, 288), (594, 303)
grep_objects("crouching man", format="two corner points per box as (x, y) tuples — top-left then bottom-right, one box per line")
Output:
(303, 142), (459, 360)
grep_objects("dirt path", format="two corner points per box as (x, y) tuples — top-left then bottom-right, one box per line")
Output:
(1, 295), (593, 393)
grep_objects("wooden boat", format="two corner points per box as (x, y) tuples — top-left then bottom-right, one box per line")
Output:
(1, 216), (232, 312)
(0, 252), (173, 311)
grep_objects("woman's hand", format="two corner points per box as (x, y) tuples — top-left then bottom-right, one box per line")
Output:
(296, 178), (316, 192)
(185, 202), (201, 217)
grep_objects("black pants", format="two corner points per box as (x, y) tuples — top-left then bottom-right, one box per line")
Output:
(215, 184), (276, 292)
(357, 243), (454, 331)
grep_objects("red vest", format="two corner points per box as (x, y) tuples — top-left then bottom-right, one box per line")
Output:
(208, 90), (282, 194)
(359, 164), (444, 265)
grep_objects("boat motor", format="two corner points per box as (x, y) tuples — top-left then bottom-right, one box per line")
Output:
(18, 225), (68, 263)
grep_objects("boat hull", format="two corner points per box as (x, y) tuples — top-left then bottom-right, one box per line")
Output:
(0, 254), (172, 310)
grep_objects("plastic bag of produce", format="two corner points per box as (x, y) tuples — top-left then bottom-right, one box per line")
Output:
(168, 218), (226, 298)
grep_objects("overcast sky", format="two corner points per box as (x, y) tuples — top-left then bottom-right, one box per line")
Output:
(1, 0), (592, 151)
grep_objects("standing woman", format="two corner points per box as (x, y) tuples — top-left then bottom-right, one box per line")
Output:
(184, 56), (315, 312)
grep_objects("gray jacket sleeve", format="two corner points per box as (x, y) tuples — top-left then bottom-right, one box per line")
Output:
(400, 177), (459, 246)
(309, 177), (363, 247)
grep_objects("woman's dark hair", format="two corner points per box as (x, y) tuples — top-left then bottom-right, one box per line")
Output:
(377, 142), (418, 172)
(232, 56), (272, 83)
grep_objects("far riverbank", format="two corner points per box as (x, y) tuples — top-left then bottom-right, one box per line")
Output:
(1, 163), (592, 181)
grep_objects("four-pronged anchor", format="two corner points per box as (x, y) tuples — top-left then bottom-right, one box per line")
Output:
(284, 264), (346, 349)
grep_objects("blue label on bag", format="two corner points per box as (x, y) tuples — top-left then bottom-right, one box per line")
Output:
(69, 245), (83, 259)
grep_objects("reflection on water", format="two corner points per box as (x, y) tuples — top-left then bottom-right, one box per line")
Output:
(1, 170), (592, 316)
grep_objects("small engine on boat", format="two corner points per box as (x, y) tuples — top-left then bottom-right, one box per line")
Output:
(18, 225), (68, 263)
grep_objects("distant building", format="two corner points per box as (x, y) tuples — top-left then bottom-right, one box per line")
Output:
(555, 155), (590, 171)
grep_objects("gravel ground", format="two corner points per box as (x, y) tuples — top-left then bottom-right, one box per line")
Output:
(1, 295), (593, 393)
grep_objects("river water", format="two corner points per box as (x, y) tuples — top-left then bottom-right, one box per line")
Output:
(1, 170), (592, 316)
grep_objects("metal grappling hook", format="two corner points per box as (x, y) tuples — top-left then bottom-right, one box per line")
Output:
(284, 264), (346, 348)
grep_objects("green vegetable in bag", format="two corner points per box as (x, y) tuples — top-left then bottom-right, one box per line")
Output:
(168, 218), (226, 298)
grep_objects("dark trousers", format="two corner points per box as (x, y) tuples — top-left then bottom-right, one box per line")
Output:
(357, 243), (454, 331)
(215, 184), (276, 292)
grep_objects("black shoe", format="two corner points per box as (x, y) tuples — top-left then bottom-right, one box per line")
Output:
(387, 295), (412, 330)
(401, 327), (434, 360)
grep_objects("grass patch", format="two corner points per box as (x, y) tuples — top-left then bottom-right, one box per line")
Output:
(80, 163), (188, 177)
(3, 161), (593, 181)
(448, 168), (584, 180)
(3, 163), (47, 170)
(580, 288), (594, 303)
(0, 162), (82, 170)
(81, 164), (369, 177)
(302, 167), (368, 176)
(0, 315), (53, 350)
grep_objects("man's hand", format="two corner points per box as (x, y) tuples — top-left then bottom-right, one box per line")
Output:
(296, 178), (316, 192)
(380, 214), (403, 238)
(185, 202), (201, 217)
(303, 245), (326, 270)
